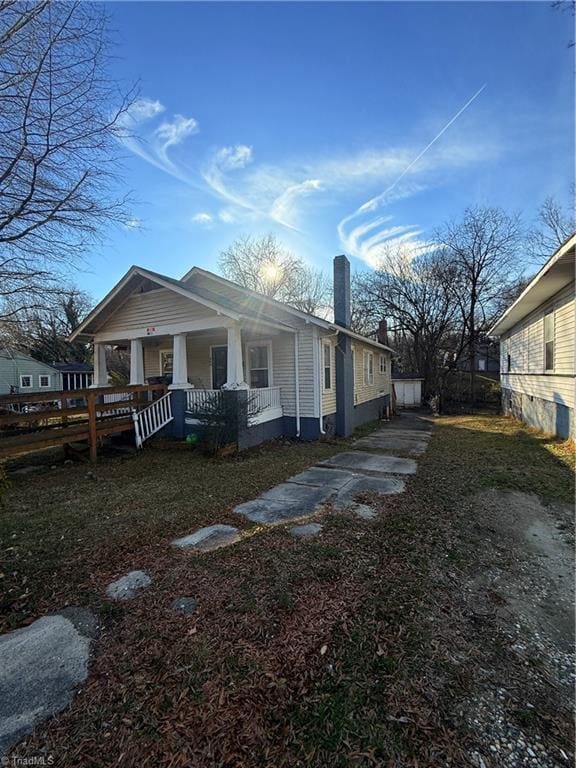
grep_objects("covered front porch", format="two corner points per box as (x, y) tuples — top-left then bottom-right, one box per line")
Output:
(92, 318), (293, 446)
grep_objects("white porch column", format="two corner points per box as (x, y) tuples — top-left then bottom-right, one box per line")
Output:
(224, 323), (248, 389)
(168, 333), (192, 390)
(91, 343), (109, 387)
(129, 339), (145, 385)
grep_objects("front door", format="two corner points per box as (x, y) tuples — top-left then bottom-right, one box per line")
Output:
(211, 346), (228, 389)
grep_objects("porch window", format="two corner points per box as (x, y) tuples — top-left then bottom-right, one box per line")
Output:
(160, 349), (173, 376)
(20, 374), (32, 389)
(247, 343), (270, 388)
(323, 343), (332, 390)
(39, 374), (50, 388)
(363, 351), (374, 386)
(544, 312), (554, 371)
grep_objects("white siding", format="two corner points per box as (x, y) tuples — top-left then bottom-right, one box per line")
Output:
(352, 341), (391, 405)
(500, 281), (575, 408)
(272, 332), (296, 417)
(99, 288), (216, 336)
(297, 326), (317, 418)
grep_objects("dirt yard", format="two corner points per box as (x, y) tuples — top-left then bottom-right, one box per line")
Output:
(1, 414), (574, 767)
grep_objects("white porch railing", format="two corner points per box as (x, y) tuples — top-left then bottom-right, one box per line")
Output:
(186, 387), (282, 425)
(186, 389), (222, 411)
(133, 392), (173, 448)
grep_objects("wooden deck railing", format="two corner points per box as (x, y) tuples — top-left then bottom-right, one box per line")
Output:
(0, 383), (167, 462)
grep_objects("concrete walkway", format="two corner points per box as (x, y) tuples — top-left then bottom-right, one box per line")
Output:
(233, 410), (432, 526)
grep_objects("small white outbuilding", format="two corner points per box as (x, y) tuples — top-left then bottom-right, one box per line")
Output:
(392, 376), (423, 408)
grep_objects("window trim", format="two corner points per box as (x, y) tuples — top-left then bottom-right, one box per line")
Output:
(323, 342), (332, 391)
(363, 350), (374, 386)
(544, 311), (555, 372)
(19, 374), (32, 389)
(38, 374), (51, 388)
(159, 348), (174, 377)
(379, 353), (385, 375)
(245, 339), (273, 389)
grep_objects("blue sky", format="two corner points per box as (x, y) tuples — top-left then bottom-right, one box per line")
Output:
(81, 1), (574, 300)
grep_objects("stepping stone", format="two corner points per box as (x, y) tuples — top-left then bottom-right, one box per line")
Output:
(353, 435), (429, 455)
(286, 467), (355, 490)
(0, 615), (91, 755)
(172, 524), (241, 552)
(172, 596), (198, 615)
(335, 475), (405, 508)
(106, 570), (151, 601)
(261, 482), (334, 506)
(290, 523), (323, 538)
(351, 504), (378, 520)
(319, 451), (417, 475)
(234, 498), (319, 525)
(57, 606), (100, 640)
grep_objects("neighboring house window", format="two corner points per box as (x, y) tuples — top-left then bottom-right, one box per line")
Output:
(379, 354), (386, 374)
(160, 349), (173, 376)
(544, 312), (554, 371)
(247, 343), (270, 388)
(20, 375), (32, 389)
(39, 374), (50, 388)
(478, 359), (486, 372)
(507, 353), (511, 373)
(363, 351), (374, 385)
(323, 343), (332, 390)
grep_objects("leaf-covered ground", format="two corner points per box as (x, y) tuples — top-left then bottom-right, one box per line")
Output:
(1, 414), (574, 767)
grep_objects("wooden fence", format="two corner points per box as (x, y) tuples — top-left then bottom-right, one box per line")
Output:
(0, 383), (167, 462)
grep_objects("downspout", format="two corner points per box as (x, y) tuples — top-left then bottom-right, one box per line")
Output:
(293, 330), (300, 437)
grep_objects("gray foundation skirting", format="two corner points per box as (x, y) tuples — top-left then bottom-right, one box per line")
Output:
(502, 389), (574, 439)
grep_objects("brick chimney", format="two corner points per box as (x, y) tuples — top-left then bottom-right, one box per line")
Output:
(333, 254), (351, 328)
(333, 255), (353, 437)
(377, 319), (388, 346)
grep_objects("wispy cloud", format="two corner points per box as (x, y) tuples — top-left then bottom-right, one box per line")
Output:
(338, 84), (487, 267)
(117, 97), (200, 184)
(191, 211), (213, 225)
(119, 91), (490, 247)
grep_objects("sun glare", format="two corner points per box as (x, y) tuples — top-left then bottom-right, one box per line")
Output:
(260, 261), (283, 284)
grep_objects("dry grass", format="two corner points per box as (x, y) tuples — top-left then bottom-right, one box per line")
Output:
(2, 415), (574, 767)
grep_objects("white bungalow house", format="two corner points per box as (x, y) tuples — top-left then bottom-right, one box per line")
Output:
(489, 233), (575, 439)
(70, 255), (393, 448)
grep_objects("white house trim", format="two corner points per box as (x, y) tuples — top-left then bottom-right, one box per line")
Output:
(94, 316), (236, 344)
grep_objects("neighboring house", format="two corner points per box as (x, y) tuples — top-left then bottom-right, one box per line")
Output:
(0, 350), (63, 396)
(457, 336), (500, 374)
(489, 234), (575, 439)
(52, 362), (93, 391)
(70, 255), (394, 447)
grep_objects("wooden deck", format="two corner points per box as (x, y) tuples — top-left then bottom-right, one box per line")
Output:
(0, 384), (167, 462)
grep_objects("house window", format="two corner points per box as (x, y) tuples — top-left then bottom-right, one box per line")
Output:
(20, 375), (32, 389)
(379, 354), (386, 375)
(247, 343), (270, 388)
(507, 353), (511, 373)
(160, 349), (173, 376)
(39, 374), (50, 388)
(363, 351), (374, 386)
(544, 312), (554, 371)
(323, 343), (332, 390)
(478, 359), (486, 372)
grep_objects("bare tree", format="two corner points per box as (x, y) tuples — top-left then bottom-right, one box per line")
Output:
(218, 234), (331, 317)
(0, 1), (133, 319)
(435, 206), (523, 403)
(0, 286), (92, 363)
(527, 194), (575, 263)
(353, 244), (457, 396)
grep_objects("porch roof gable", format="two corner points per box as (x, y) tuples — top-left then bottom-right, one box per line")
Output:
(69, 266), (242, 342)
